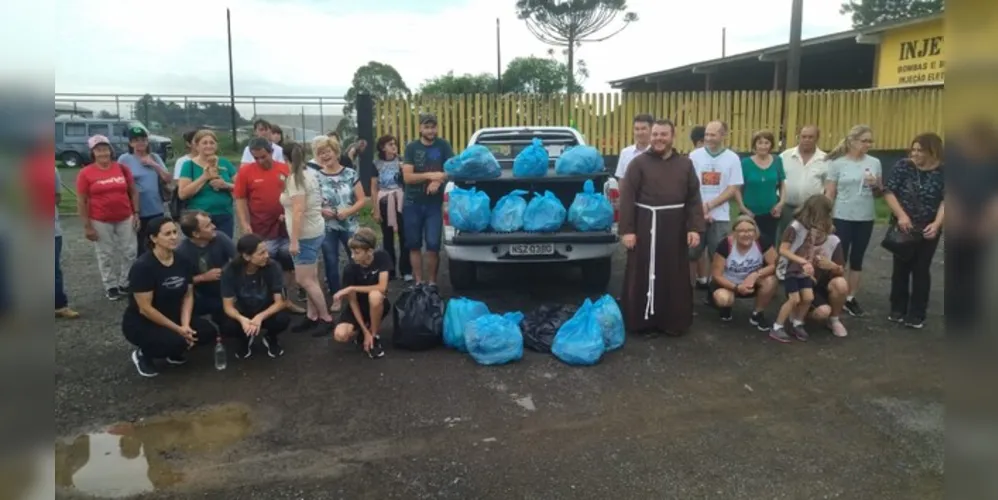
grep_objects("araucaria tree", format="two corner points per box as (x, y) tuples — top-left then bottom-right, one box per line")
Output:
(516, 0), (637, 100)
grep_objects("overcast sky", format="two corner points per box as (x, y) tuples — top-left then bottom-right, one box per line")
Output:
(49, 0), (851, 115)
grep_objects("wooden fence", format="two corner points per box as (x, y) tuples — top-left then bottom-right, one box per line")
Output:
(375, 88), (943, 154)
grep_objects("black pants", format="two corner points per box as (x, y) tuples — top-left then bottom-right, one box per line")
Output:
(753, 213), (779, 244)
(833, 219), (874, 271)
(218, 310), (291, 340)
(379, 198), (412, 278)
(136, 214), (163, 256)
(889, 237), (940, 319)
(122, 314), (217, 359)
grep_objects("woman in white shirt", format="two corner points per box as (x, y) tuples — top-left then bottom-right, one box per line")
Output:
(281, 142), (334, 331)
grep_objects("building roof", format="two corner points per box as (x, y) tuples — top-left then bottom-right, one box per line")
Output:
(608, 13), (943, 89)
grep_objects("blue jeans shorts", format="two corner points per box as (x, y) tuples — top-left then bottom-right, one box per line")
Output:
(292, 234), (325, 266)
(783, 276), (815, 295)
(403, 203), (443, 252)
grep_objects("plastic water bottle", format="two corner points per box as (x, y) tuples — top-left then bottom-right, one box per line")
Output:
(214, 337), (227, 371)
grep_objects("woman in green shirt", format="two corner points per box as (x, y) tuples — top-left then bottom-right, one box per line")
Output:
(741, 130), (786, 243)
(178, 130), (237, 237)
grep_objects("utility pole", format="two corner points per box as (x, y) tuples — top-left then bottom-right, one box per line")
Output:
(496, 18), (503, 94)
(785, 0), (803, 92)
(226, 8), (238, 151)
(722, 27), (727, 57)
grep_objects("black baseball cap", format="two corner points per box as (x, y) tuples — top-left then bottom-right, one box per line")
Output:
(127, 125), (149, 139)
(419, 113), (437, 125)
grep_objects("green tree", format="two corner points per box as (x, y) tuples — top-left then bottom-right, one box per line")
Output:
(516, 0), (637, 100)
(419, 72), (498, 95)
(502, 52), (587, 93)
(340, 61), (411, 141)
(840, 0), (943, 28)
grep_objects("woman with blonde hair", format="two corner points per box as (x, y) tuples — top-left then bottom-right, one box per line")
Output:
(708, 215), (779, 330)
(281, 142), (335, 333)
(177, 130), (237, 237)
(309, 135), (366, 311)
(823, 124), (882, 317)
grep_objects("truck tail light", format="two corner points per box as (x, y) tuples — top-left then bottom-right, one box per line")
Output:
(442, 191), (451, 226)
(606, 186), (620, 223)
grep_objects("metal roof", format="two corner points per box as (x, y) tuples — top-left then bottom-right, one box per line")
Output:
(608, 13), (944, 88)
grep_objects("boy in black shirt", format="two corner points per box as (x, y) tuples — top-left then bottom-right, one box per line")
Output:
(332, 228), (391, 358)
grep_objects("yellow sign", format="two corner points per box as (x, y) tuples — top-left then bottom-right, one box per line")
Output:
(876, 19), (944, 88)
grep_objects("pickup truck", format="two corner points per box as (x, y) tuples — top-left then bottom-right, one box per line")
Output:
(443, 126), (620, 291)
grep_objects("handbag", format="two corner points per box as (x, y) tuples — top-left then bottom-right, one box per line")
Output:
(880, 169), (925, 260)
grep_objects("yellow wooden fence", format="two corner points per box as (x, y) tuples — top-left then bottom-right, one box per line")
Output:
(375, 88), (943, 154)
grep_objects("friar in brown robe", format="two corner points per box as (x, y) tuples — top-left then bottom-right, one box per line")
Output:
(618, 120), (706, 335)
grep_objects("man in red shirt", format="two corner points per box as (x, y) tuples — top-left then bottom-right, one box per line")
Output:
(234, 138), (304, 313)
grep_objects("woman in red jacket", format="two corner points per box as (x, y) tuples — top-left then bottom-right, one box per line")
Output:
(76, 135), (140, 301)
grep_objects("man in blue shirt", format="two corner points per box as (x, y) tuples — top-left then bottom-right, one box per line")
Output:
(401, 113), (453, 285)
(118, 126), (172, 254)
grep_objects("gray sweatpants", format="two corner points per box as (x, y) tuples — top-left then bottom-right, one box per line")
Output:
(92, 219), (137, 291)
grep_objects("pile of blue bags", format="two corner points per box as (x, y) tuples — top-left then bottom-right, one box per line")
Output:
(448, 187), (491, 233)
(523, 191), (566, 232)
(568, 179), (614, 231)
(444, 145), (502, 180)
(555, 145), (604, 175)
(491, 190), (529, 232)
(513, 138), (549, 177)
(442, 294), (624, 367)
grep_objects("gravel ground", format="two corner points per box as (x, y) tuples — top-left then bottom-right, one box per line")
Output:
(44, 216), (943, 499)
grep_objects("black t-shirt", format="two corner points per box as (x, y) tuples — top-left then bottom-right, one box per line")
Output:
(125, 251), (195, 323)
(341, 249), (392, 288)
(175, 233), (235, 299)
(220, 260), (284, 314)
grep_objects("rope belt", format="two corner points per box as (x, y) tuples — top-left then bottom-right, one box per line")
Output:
(635, 202), (686, 320)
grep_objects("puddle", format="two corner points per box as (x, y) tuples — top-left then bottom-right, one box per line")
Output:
(54, 403), (252, 498)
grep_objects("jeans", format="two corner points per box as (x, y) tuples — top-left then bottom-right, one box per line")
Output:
(833, 218), (874, 271)
(55, 236), (68, 309)
(402, 202), (443, 252)
(219, 311), (290, 340)
(889, 236), (940, 320)
(122, 314), (216, 359)
(379, 198), (412, 278)
(210, 213), (235, 239)
(320, 228), (353, 293)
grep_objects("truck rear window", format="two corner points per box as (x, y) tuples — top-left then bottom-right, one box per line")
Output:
(474, 130), (579, 160)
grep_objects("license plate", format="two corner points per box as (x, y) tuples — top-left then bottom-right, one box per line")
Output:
(509, 243), (555, 256)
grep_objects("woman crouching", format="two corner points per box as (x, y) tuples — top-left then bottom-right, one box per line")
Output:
(219, 234), (291, 359)
(708, 215), (779, 330)
(123, 216), (216, 378)
(332, 228), (391, 359)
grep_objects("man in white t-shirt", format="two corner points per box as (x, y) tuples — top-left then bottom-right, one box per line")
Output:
(688, 120), (744, 287)
(240, 119), (285, 164)
(614, 113), (654, 181)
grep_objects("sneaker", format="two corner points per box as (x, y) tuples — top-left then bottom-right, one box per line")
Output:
(769, 327), (793, 344)
(403, 274), (414, 283)
(119, 285), (131, 294)
(828, 319), (848, 338)
(236, 336), (254, 359)
(261, 335), (284, 358)
(308, 319), (335, 338)
(292, 318), (319, 333)
(718, 307), (733, 322)
(695, 279), (709, 290)
(55, 307), (81, 319)
(106, 287), (122, 301)
(749, 311), (772, 331)
(844, 298), (866, 317)
(165, 354), (187, 366)
(367, 335), (386, 359)
(790, 322), (810, 342)
(904, 316), (925, 329)
(130, 350), (158, 378)
(887, 312), (906, 323)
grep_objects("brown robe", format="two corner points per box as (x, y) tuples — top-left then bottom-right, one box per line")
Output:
(619, 149), (706, 335)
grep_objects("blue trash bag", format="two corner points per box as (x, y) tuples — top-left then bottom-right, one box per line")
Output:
(444, 145), (502, 180)
(593, 295), (625, 351)
(568, 179), (614, 231)
(465, 311), (525, 366)
(443, 297), (491, 352)
(513, 138), (549, 177)
(551, 299), (606, 366)
(491, 189), (529, 232)
(523, 191), (567, 232)
(448, 187), (491, 233)
(555, 145), (604, 175)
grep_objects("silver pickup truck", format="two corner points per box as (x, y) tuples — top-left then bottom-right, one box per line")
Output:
(442, 126), (620, 291)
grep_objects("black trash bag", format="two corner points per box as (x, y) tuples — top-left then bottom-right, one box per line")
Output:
(520, 304), (578, 353)
(392, 283), (445, 350)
